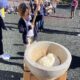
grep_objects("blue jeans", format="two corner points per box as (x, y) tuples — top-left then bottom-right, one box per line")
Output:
(37, 17), (44, 30)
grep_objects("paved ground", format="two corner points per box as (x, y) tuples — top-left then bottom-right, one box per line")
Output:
(0, 8), (80, 80)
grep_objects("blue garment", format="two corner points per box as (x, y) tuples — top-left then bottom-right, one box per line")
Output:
(30, 0), (36, 13)
(30, 2), (44, 31)
(0, 0), (9, 9)
(40, 4), (45, 16)
(36, 4), (44, 30)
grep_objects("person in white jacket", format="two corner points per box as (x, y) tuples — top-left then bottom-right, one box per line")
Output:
(51, 0), (60, 14)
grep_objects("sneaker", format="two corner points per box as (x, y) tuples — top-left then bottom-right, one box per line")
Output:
(0, 54), (11, 60)
(70, 16), (73, 19)
(77, 34), (80, 36)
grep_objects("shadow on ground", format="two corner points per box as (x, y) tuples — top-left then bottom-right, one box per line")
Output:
(0, 58), (23, 69)
(43, 28), (80, 36)
(70, 55), (80, 69)
(11, 56), (24, 59)
(49, 15), (70, 19)
(0, 70), (22, 80)
(6, 25), (18, 31)
(13, 44), (24, 46)
(17, 52), (24, 56)
(5, 22), (18, 25)
(57, 4), (70, 9)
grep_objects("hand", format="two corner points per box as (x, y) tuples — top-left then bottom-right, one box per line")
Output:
(31, 24), (34, 28)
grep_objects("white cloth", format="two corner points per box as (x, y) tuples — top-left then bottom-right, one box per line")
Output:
(24, 20), (34, 37)
(52, 2), (57, 8)
(27, 28), (34, 37)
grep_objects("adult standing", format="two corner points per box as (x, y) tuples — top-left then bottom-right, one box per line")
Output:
(0, 11), (11, 59)
(36, 0), (45, 31)
(70, 0), (78, 18)
(0, 0), (11, 60)
(30, 0), (35, 13)
(51, 0), (60, 14)
(30, 0), (45, 31)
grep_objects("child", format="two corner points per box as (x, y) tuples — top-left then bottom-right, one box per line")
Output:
(18, 3), (35, 46)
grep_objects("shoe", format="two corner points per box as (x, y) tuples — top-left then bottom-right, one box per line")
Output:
(0, 54), (11, 60)
(39, 28), (44, 32)
(70, 16), (74, 19)
(77, 34), (80, 36)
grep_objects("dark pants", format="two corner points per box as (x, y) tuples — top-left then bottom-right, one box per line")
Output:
(53, 8), (56, 14)
(0, 16), (4, 55)
(71, 6), (75, 12)
(36, 18), (44, 30)
(0, 40), (3, 55)
(22, 33), (27, 44)
(35, 12), (44, 30)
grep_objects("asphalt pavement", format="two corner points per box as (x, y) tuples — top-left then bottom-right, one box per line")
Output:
(0, 8), (80, 80)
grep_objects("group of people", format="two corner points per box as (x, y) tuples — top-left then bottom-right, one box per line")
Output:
(44, 0), (79, 18)
(0, 0), (79, 60)
(17, 0), (79, 46)
(44, 0), (60, 15)
(18, 0), (45, 47)
(0, 0), (45, 59)
(17, 0), (62, 47)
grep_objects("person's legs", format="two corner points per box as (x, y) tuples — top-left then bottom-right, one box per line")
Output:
(0, 16), (4, 56)
(36, 21), (40, 31)
(0, 40), (4, 55)
(71, 6), (75, 18)
(79, 11), (80, 16)
(0, 16), (10, 60)
(40, 19), (44, 30)
(39, 16), (44, 31)
(71, 10), (73, 18)
(22, 33), (27, 44)
(0, 39), (11, 60)
(34, 25), (38, 40)
(54, 8), (56, 14)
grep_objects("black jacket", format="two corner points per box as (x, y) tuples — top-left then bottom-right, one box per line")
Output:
(18, 18), (32, 44)
(18, 17), (38, 44)
(18, 18), (27, 34)
(18, 18), (33, 34)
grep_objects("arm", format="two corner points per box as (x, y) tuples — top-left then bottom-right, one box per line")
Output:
(18, 19), (25, 33)
(76, 0), (78, 8)
(31, 1), (41, 28)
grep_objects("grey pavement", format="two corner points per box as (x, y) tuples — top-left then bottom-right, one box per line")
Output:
(0, 8), (80, 80)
